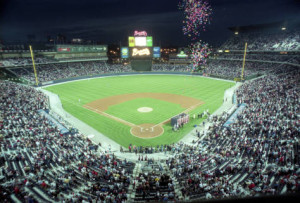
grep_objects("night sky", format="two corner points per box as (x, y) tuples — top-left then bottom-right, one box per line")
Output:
(0, 0), (300, 47)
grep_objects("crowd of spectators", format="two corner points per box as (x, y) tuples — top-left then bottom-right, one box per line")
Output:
(0, 50), (299, 202)
(0, 81), (135, 202)
(134, 171), (176, 202)
(216, 54), (293, 62)
(7, 62), (194, 84)
(167, 66), (299, 200)
(0, 57), (56, 67)
(204, 60), (270, 79)
(205, 53), (300, 79)
(9, 62), (131, 83)
(152, 64), (192, 72)
(2, 52), (298, 84)
(221, 31), (300, 51)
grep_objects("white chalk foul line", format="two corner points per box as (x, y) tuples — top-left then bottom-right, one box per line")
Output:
(83, 104), (141, 128)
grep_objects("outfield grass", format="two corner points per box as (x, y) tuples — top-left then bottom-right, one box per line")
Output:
(44, 75), (234, 147)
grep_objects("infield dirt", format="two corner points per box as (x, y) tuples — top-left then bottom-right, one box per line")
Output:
(83, 93), (204, 138)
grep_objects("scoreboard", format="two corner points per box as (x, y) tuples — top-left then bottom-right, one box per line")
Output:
(124, 31), (159, 59)
(123, 31), (160, 71)
(129, 31), (153, 47)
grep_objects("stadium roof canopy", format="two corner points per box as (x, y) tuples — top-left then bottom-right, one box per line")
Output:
(228, 20), (300, 33)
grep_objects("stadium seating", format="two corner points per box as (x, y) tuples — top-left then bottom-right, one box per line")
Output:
(1, 31), (300, 202)
(1, 62), (299, 202)
(168, 66), (300, 200)
(0, 81), (135, 202)
(221, 31), (300, 51)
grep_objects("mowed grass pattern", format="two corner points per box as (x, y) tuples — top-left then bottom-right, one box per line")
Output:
(44, 75), (234, 147)
(105, 98), (185, 125)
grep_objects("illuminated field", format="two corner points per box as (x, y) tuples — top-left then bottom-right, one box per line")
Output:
(44, 75), (234, 147)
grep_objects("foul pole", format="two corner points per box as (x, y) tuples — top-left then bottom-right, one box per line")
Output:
(29, 45), (39, 86)
(241, 42), (248, 81)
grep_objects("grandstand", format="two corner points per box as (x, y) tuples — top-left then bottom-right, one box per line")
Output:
(0, 24), (300, 203)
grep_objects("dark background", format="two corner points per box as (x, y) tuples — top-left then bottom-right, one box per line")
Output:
(0, 0), (300, 47)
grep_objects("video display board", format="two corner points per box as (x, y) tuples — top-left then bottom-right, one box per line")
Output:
(121, 47), (129, 58)
(134, 37), (147, 47)
(153, 47), (161, 58)
(128, 35), (153, 47)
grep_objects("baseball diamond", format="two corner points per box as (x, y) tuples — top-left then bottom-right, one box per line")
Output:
(83, 93), (204, 138)
(45, 75), (234, 147)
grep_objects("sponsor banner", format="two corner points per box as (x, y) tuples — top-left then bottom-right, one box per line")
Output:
(146, 36), (153, 47)
(153, 47), (161, 58)
(129, 36), (135, 47)
(177, 50), (188, 58)
(56, 45), (107, 53)
(121, 47), (129, 58)
(58, 48), (71, 52)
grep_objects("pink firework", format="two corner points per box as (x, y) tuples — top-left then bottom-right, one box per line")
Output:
(179, 0), (212, 39)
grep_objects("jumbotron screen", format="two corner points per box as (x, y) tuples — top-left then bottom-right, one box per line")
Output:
(128, 36), (153, 47)
(135, 37), (146, 47)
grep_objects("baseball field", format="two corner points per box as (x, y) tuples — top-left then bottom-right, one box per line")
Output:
(44, 75), (234, 147)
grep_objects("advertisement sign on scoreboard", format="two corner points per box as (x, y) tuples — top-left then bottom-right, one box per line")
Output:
(153, 47), (161, 58)
(146, 37), (153, 47)
(129, 36), (135, 47)
(121, 47), (129, 58)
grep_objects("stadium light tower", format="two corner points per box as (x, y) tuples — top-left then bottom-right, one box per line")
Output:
(234, 31), (239, 35)
(29, 45), (39, 86)
(241, 42), (248, 81)
(281, 27), (286, 31)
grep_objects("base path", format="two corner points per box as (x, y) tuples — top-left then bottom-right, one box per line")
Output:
(84, 93), (204, 138)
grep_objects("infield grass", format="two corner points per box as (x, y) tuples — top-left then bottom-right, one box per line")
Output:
(106, 98), (185, 125)
(44, 75), (234, 147)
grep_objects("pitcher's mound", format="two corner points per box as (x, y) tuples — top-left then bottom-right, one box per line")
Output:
(131, 123), (164, 139)
(137, 107), (153, 113)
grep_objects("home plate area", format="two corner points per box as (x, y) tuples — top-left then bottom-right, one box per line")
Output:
(130, 123), (164, 139)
